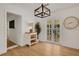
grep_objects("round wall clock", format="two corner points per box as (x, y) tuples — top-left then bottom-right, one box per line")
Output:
(63, 16), (79, 30)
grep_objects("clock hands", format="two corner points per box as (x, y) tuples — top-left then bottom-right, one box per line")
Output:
(68, 22), (74, 25)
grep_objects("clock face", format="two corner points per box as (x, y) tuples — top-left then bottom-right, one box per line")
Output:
(64, 16), (79, 29)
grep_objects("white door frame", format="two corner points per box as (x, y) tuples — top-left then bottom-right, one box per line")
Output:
(6, 11), (20, 50)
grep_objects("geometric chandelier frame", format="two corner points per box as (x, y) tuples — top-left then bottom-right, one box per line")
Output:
(34, 4), (51, 18)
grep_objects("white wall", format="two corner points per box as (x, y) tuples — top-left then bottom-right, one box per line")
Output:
(3, 4), (34, 46)
(0, 6), (7, 54)
(7, 13), (21, 45)
(53, 7), (79, 49)
(0, 4), (35, 55)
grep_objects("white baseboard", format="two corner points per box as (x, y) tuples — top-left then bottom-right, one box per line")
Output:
(7, 45), (18, 50)
(0, 50), (7, 55)
(39, 40), (57, 44)
(40, 40), (79, 50)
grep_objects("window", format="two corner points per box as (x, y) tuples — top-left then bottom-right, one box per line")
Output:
(9, 20), (15, 29)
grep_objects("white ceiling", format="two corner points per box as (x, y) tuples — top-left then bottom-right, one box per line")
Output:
(19, 3), (79, 12)
(24, 3), (79, 11)
(1, 3), (79, 12)
(49, 3), (79, 12)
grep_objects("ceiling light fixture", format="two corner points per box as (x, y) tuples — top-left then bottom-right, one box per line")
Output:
(34, 4), (51, 18)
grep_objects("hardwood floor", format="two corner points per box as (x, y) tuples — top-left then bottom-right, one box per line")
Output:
(1, 42), (79, 56)
(7, 40), (16, 48)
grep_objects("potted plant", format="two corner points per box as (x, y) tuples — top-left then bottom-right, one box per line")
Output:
(35, 22), (41, 39)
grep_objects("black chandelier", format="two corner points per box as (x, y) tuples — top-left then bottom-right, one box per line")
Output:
(34, 4), (51, 18)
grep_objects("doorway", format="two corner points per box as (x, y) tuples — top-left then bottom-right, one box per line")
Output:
(7, 12), (21, 50)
